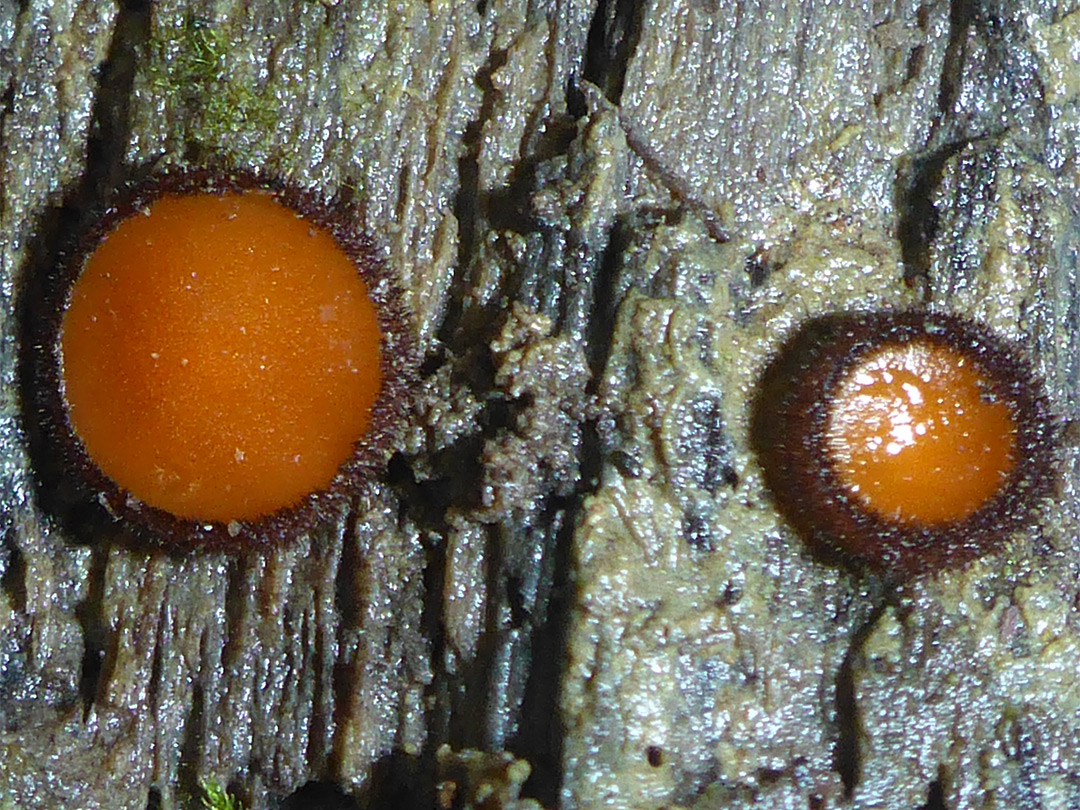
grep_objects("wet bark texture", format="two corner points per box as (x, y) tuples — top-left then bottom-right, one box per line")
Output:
(2, 1), (1080, 809)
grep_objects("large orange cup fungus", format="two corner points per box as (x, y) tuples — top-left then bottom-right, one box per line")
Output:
(61, 191), (382, 523)
(751, 312), (1054, 577)
(24, 170), (410, 549)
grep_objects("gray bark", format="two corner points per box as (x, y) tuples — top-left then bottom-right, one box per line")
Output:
(2, 1), (1079, 809)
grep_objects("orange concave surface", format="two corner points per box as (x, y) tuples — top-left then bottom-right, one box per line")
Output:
(60, 191), (382, 523)
(824, 340), (1017, 526)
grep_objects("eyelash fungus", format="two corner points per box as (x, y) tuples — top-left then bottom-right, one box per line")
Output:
(22, 169), (413, 550)
(750, 311), (1055, 578)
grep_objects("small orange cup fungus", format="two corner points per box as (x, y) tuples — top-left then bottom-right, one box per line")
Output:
(826, 341), (1018, 526)
(752, 312), (1054, 577)
(23, 170), (412, 549)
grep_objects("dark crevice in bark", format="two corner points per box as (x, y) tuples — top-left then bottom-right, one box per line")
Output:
(582, 0), (646, 104)
(492, 123), (629, 803)
(445, 43), (581, 344)
(148, 599), (166, 713)
(585, 216), (630, 388)
(282, 779), (359, 810)
(0, 78), (14, 224)
(417, 155), (612, 804)
(17, 0), (150, 544)
(905, 43), (926, 84)
(834, 604), (886, 796)
(400, 435), (506, 793)
(897, 0), (1050, 293)
(177, 680), (207, 803)
(221, 556), (248, 669)
(388, 452), (458, 538)
(333, 510), (361, 629)
(307, 586), (332, 774)
(75, 546), (109, 715)
(896, 140), (968, 292)
(918, 778), (947, 810)
(85, 0), (150, 201)
(361, 752), (426, 809)
(506, 205), (615, 791)
(510, 494), (586, 806)
(934, 0), (976, 128)
(895, 0), (975, 293)
(418, 525), (451, 769)
(391, 428), (494, 772)
(357, 0), (634, 799)
(217, 552), (250, 798)
(0, 526), (26, 616)
(483, 544), (523, 750)
(329, 511), (362, 782)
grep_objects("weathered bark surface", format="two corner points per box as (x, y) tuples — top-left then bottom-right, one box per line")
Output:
(0, 0), (589, 807)
(2, 0), (1080, 809)
(563, 3), (1080, 810)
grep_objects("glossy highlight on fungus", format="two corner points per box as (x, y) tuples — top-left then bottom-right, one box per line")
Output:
(751, 312), (1054, 576)
(23, 169), (411, 549)
(826, 341), (1017, 526)
(61, 191), (382, 522)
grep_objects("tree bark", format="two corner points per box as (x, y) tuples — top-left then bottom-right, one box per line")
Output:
(2, 1), (1079, 809)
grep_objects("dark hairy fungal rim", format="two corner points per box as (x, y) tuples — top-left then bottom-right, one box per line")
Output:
(20, 167), (416, 552)
(750, 311), (1056, 578)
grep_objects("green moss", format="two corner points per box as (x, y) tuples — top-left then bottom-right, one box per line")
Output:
(200, 777), (245, 810)
(147, 17), (278, 155)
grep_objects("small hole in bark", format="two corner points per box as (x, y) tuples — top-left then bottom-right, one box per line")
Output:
(718, 581), (743, 606)
(745, 254), (770, 287)
(721, 464), (739, 488)
(646, 746), (664, 767)
(420, 349), (445, 378)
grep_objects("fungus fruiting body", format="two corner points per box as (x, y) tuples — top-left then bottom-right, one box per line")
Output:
(751, 312), (1054, 577)
(26, 170), (411, 549)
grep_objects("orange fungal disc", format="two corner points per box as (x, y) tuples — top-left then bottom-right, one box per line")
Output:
(825, 340), (1016, 526)
(61, 191), (382, 523)
(751, 312), (1054, 577)
(23, 170), (411, 549)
